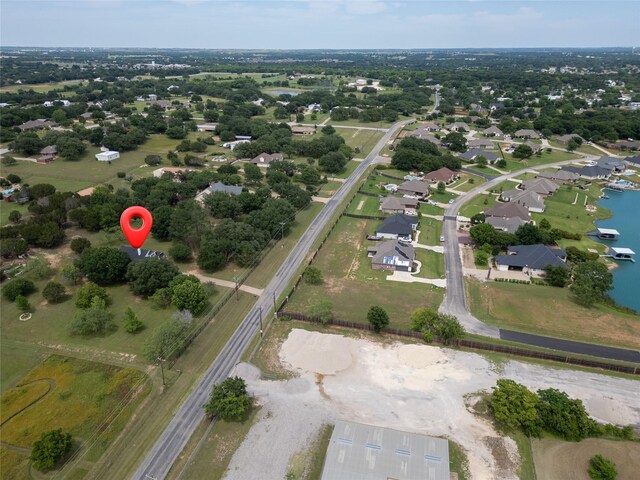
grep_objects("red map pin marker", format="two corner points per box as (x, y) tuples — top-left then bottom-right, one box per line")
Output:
(120, 206), (153, 253)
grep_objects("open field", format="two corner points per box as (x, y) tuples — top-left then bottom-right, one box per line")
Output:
(532, 437), (640, 480)
(0, 79), (86, 93)
(459, 193), (498, 218)
(229, 326), (640, 480)
(414, 248), (445, 278)
(0, 355), (149, 480)
(418, 217), (443, 245)
(315, 180), (342, 198)
(346, 193), (383, 216)
(450, 174), (486, 192)
(0, 202), (30, 227)
(328, 117), (406, 129)
(466, 278), (640, 349)
(341, 129), (385, 156)
(429, 190), (457, 203)
(284, 216), (444, 329)
(332, 159), (360, 179)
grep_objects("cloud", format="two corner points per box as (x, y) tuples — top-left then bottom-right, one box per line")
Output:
(345, 0), (388, 15)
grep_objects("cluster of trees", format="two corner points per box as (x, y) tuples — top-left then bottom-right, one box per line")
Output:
(489, 379), (634, 441)
(391, 137), (461, 173)
(30, 429), (73, 471)
(410, 307), (465, 344)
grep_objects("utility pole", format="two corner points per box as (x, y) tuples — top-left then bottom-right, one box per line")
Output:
(259, 306), (263, 337)
(234, 275), (240, 302)
(273, 291), (277, 318)
(280, 221), (286, 242)
(157, 357), (165, 386)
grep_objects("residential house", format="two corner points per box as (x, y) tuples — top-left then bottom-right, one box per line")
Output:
(486, 216), (528, 234)
(483, 126), (504, 137)
(196, 181), (243, 204)
(420, 122), (440, 132)
(595, 156), (626, 173)
(119, 246), (166, 261)
(537, 170), (580, 183)
(500, 189), (546, 212)
(561, 165), (610, 180)
(291, 126), (315, 135)
(514, 129), (540, 139)
(222, 139), (251, 150)
(424, 167), (458, 184)
(524, 141), (542, 154)
(448, 122), (470, 132)
(367, 240), (415, 272)
(44, 99), (71, 107)
(17, 119), (57, 131)
(307, 103), (322, 112)
(459, 148), (499, 163)
(484, 202), (532, 222)
(95, 151), (120, 161)
(251, 152), (283, 167)
(151, 100), (172, 109)
(80, 112), (93, 120)
(409, 130), (442, 145)
(520, 178), (559, 196)
(379, 196), (419, 215)
(38, 145), (57, 163)
(468, 138), (495, 149)
(495, 244), (567, 276)
(489, 102), (505, 111)
(375, 214), (419, 240)
(396, 180), (429, 197)
(153, 167), (192, 178)
(556, 133), (584, 145)
(624, 155), (640, 167)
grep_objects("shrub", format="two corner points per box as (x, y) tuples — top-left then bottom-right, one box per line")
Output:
(70, 237), (91, 254)
(23, 258), (54, 280)
(15, 295), (32, 312)
(307, 299), (333, 324)
(588, 455), (617, 480)
(204, 376), (251, 421)
(116, 171), (126, 178)
(123, 307), (144, 333)
(8, 210), (22, 223)
(304, 266), (323, 285)
(3, 278), (36, 301)
(42, 281), (66, 303)
(169, 243), (192, 262)
(75, 282), (109, 308)
(367, 305), (389, 333)
(70, 297), (114, 336)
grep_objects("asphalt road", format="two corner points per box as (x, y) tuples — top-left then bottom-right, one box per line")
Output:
(440, 153), (640, 361)
(131, 119), (415, 480)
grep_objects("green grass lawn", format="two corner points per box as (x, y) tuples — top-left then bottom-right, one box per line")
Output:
(284, 216), (444, 329)
(428, 191), (457, 203)
(419, 203), (445, 216)
(0, 355), (149, 480)
(414, 249), (444, 278)
(315, 180), (342, 198)
(449, 173), (486, 192)
(418, 217), (442, 245)
(466, 278), (640, 349)
(513, 150), (581, 168)
(0, 79), (85, 93)
(459, 194), (497, 218)
(328, 118), (401, 129)
(359, 173), (396, 195)
(347, 193), (384, 216)
(0, 202), (30, 227)
(342, 129), (385, 156)
(333, 160), (360, 179)
(464, 165), (500, 177)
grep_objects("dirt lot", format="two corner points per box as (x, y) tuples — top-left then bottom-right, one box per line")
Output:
(224, 328), (640, 480)
(532, 437), (640, 480)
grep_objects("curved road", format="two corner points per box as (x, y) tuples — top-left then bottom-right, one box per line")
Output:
(131, 119), (415, 480)
(440, 152), (640, 362)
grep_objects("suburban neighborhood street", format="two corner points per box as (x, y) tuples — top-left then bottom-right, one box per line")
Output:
(131, 119), (415, 480)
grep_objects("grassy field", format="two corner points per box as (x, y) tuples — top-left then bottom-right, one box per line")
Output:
(509, 150), (581, 168)
(414, 249), (445, 278)
(315, 180), (342, 198)
(0, 202), (30, 227)
(0, 79), (85, 93)
(459, 193), (498, 218)
(341, 129), (385, 156)
(333, 159), (360, 179)
(429, 191), (457, 203)
(449, 174), (486, 192)
(285, 216), (444, 329)
(466, 278), (640, 349)
(177, 408), (262, 480)
(417, 217), (442, 245)
(0, 355), (149, 480)
(346, 193), (383, 216)
(532, 437), (640, 480)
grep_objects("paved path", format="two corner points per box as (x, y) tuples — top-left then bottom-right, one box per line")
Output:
(185, 271), (264, 296)
(298, 123), (389, 132)
(387, 261), (447, 288)
(130, 118), (416, 480)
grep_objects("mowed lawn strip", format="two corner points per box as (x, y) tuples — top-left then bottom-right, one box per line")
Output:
(466, 278), (640, 350)
(285, 217), (444, 329)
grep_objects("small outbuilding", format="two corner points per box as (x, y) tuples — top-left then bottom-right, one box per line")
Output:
(95, 151), (120, 161)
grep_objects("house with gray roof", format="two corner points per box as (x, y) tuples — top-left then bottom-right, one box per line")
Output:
(500, 189), (546, 212)
(495, 244), (567, 276)
(379, 196), (418, 214)
(537, 170), (580, 183)
(196, 181), (243, 203)
(251, 152), (283, 167)
(459, 148), (499, 163)
(556, 133), (584, 145)
(484, 202), (531, 222)
(561, 165), (611, 180)
(468, 138), (495, 149)
(596, 156), (626, 173)
(489, 102), (505, 111)
(367, 240), (415, 272)
(18, 119), (57, 131)
(520, 178), (559, 196)
(483, 126), (503, 137)
(514, 129), (540, 139)
(419, 122), (440, 131)
(409, 131), (442, 145)
(375, 214), (419, 240)
(625, 155), (640, 167)
(424, 167), (458, 184)
(486, 216), (528, 234)
(524, 140), (542, 153)
(448, 122), (469, 132)
(397, 180), (429, 197)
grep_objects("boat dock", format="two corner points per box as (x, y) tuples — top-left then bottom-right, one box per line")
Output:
(603, 247), (636, 262)
(588, 228), (620, 240)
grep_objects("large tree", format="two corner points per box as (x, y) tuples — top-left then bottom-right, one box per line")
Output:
(204, 376), (251, 421)
(489, 379), (541, 437)
(78, 247), (130, 285)
(367, 305), (389, 333)
(571, 260), (613, 307)
(30, 429), (73, 471)
(126, 258), (180, 297)
(172, 279), (208, 314)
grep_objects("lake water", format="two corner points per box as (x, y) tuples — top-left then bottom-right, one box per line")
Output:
(595, 189), (640, 312)
(269, 90), (301, 96)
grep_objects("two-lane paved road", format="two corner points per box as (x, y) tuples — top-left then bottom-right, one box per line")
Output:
(131, 119), (415, 480)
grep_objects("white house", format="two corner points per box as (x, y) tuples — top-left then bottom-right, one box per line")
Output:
(44, 100), (71, 107)
(95, 151), (120, 161)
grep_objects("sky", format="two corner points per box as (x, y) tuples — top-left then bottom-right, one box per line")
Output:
(1, 0), (639, 49)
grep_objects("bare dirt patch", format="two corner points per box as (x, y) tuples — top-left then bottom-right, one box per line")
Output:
(532, 437), (640, 480)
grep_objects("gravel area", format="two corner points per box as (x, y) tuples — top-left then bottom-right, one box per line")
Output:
(224, 329), (640, 480)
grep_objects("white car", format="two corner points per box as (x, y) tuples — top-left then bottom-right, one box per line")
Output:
(448, 199), (454, 204)
(440, 235), (445, 242)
